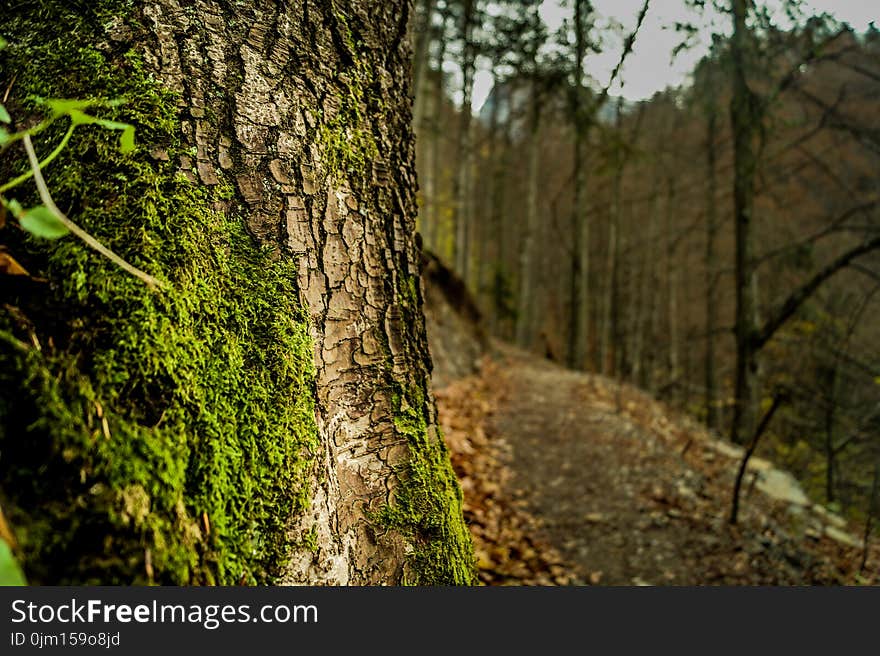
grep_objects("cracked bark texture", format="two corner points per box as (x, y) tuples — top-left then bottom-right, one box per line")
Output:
(133, 0), (454, 584)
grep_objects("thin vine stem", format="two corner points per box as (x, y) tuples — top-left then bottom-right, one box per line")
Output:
(0, 123), (75, 194)
(22, 133), (164, 290)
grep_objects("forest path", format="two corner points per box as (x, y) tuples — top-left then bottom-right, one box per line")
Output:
(437, 341), (876, 586)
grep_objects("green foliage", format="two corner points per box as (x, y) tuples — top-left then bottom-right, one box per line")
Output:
(0, 4), (317, 584)
(0, 95), (138, 246)
(0, 541), (26, 586)
(18, 205), (68, 238)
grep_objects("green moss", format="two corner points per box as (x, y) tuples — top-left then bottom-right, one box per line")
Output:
(375, 251), (474, 584)
(320, 12), (380, 179)
(319, 65), (380, 178)
(0, 4), (317, 584)
(378, 383), (476, 586)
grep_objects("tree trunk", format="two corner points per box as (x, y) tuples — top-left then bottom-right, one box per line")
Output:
(481, 68), (501, 325)
(704, 95), (720, 431)
(600, 166), (620, 377)
(665, 174), (680, 394)
(411, 0), (438, 132)
(636, 175), (662, 392)
(568, 0), (591, 371)
(516, 91), (542, 349)
(0, 0), (473, 586)
(730, 0), (760, 444)
(425, 15), (447, 254)
(453, 0), (477, 285)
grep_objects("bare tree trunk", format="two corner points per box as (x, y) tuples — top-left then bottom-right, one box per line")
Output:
(412, 0), (438, 131)
(704, 95), (720, 430)
(636, 175), (662, 392)
(453, 0), (477, 284)
(629, 233), (646, 384)
(730, 0), (760, 444)
(516, 92), (542, 349)
(600, 162), (621, 377)
(823, 364), (839, 504)
(600, 99), (632, 377)
(425, 12), (449, 253)
(568, 0), (591, 370)
(0, 0), (473, 585)
(665, 175), (680, 393)
(481, 69), (502, 325)
(599, 188), (620, 375)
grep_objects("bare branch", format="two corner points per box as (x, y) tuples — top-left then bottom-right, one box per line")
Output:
(754, 235), (880, 351)
(596, 0), (651, 108)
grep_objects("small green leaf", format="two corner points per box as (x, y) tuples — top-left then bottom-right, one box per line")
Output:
(0, 541), (26, 586)
(119, 125), (136, 154)
(0, 127), (9, 146)
(0, 37), (7, 50)
(93, 118), (136, 154)
(19, 206), (69, 239)
(0, 104), (10, 124)
(67, 108), (97, 126)
(6, 199), (23, 218)
(44, 98), (96, 116)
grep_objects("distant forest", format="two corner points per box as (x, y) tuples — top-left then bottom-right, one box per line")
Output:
(411, 0), (880, 524)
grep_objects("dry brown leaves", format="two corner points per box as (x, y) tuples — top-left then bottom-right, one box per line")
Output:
(435, 359), (577, 586)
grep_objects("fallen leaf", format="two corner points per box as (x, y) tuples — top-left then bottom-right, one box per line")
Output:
(0, 251), (29, 276)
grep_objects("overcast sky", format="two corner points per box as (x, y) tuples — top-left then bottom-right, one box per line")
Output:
(471, 0), (877, 108)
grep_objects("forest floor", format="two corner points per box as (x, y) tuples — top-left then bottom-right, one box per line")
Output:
(435, 342), (879, 586)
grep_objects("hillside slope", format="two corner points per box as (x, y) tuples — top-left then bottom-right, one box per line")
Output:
(423, 255), (878, 585)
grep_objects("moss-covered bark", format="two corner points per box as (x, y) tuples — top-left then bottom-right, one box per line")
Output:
(0, 0), (474, 585)
(0, 3), (317, 585)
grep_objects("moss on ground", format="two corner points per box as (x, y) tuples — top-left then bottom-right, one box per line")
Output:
(0, 3), (317, 584)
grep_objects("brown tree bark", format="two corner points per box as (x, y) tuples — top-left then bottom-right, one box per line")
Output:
(730, 0), (761, 444)
(704, 84), (721, 431)
(146, 0), (472, 586)
(567, 0), (592, 370)
(515, 89), (542, 349)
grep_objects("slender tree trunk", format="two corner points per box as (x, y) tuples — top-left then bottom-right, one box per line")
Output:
(478, 67), (499, 312)
(453, 0), (477, 284)
(516, 91), (542, 349)
(411, 0), (438, 131)
(600, 99), (628, 377)
(0, 0), (472, 585)
(426, 15), (448, 254)
(629, 229), (646, 384)
(495, 83), (516, 339)
(600, 159), (621, 376)
(824, 364), (839, 503)
(704, 97), (720, 430)
(666, 174), (680, 393)
(730, 0), (760, 444)
(483, 69), (507, 330)
(636, 175), (662, 391)
(568, 0), (591, 370)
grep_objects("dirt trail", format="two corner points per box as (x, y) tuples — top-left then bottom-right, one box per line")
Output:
(438, 343), (878, 586)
